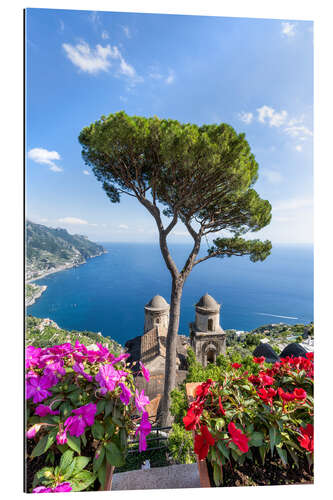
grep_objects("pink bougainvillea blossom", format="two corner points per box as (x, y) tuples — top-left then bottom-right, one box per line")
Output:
(119, 382), (132, 405)
(35, 404), (60, 417)
(64, 403), (97, 437)
(135, 411), (151, 452)
(26, 346), (42, 369)
(135, 389), (150, 414)
(139, 361), (150, 382)
(32, 486), (53, 493)
(72, 362), (93, 382)
(53, 482), (72, 492)
(26, 375), (53, 404)
(95, 364), (121, 392)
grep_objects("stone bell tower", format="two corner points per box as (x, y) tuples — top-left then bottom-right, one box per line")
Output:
(144, 295), (170, 333)
(190, 293), (226, 366)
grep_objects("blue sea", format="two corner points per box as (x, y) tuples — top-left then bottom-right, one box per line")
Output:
(27, 243), (313, 346)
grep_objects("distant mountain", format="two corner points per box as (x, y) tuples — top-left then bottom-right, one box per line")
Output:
(26, 220), (106, 281)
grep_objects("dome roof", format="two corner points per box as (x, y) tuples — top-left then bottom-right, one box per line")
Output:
(145, 295), (170, 311)
(280, 343), (307, 359)
(195, 293), (220, 311)
(253, 343), (280, 363)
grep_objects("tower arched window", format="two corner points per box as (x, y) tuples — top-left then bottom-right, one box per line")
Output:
(208, 318), (213, 331)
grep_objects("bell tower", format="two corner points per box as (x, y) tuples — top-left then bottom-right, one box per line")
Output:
(190, 293), (226, 366)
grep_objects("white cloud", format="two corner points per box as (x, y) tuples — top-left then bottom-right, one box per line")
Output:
(295, 145), (303, 152)
(238, 112), (253, 124)
(63, 41), (118, 74)
(262, 170), (283, 184)
(63, 40), (140, 82)
(165, 70), (175, 85)
(118, 224), (129, 230)
(273, 198), (312, 212)
(83, 170), (90, 175)
(101, 30), (109, 40)
(28, 148), (63, 172)
(122, 26), (131, 38)
(149, 72), (163, 80)
(58, 217), (89, 225)
(257, 105), (288, 127)
(281, 22), (296, 38)
(284, 124), (313, 140)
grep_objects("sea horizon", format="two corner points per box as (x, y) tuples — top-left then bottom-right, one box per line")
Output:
(27, 242), (313, 346)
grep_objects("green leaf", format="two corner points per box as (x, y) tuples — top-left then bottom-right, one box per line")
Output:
(249, 431), (264, 447)
(92, 421), (105, 440)
(104, 400), (114, 418)
(96, 400), (106, 416)
(59, 401), (73, 419)
(59, 450), (74, 473)
(32, 467), (54, 488)
(215, 418), (225, 431)
(57, 444), (68, 454)
(217, 441), (230, 459)
(286, 446), (299, 469)
(105, 441), (125, 467)
(31, 433), (56, 458)
(71, 470), (96, 492)
(269, 426), (277, 456)
(259, 445), (266, 465)
(213, 462), (223, 486)
(67, 435), (81, 454)
(73, 456), (90, 474)
(93, 447), (105, 473)
(97, 458), (107, 488)
(276, 446), (288, 465)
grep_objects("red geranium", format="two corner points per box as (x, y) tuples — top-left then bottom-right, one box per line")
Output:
(278, 388), (295, 402)
(248, 375), (260, 386)
(298, 423), (314, 452)
(231, 363), (242, 369)
(194, 424), (215, 460)
(218, 395), (226, 415)
(253, 356), (265, 364)
(257, 387), (277, 405)
(258, 371), (275, 387)
(293, 388), (307, 401)
(306, 352), (314, 361)
(195, 379), (213, 399)
(228, 422), (249, 453)
(183, 402), (204, 430)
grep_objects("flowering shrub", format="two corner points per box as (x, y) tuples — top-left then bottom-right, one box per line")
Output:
(183, 353), (314, 486)
(26, 342), (152, 492)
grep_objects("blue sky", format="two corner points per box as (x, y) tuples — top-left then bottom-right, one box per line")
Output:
(26, 8), (313, 244)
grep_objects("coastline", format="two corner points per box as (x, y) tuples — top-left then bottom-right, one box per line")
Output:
(26, 250), (108, 284)
(25, 285), (47, 307)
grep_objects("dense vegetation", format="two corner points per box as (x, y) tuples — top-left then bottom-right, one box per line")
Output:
(26, 221), (105, 280)
(26, 316), (121, 354)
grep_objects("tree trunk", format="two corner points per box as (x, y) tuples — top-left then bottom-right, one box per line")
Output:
(160, 277), (184, 427)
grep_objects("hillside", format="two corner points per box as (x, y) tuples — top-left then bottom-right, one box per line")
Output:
(26, 220), (106, 281)
(26, 315), (122, 353)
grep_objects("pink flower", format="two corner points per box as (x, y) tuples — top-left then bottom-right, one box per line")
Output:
(48, 343), (73, 356)
(119, 382), (132, 405)
(26, 424), (42, 439)
(135, 389), (150, 414)
(56, 428), (67, 445)
(26, 375), (53, 404)
(53, 482), (72, 492)
(35, 404), (60, 417)
(111, 353), (131, 364)
(65, 403), (96, 437)
(72, 362), (93, 382)
(26, 346), (42, 369)
(44, 360), (66, 377)
(139, 361), (150, 382)
(95, 364), (121, 392)
(32, 486), (52, 493)
(135, 411), (151, 452)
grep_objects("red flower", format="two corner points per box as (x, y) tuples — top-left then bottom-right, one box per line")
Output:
(183, 402), (203, 430)
(257, 387), (277, 405)
(195, 379), (213, 399)
(231, 363), (242, 369)
(228, 422), (249, 453)
(278, 388), (295, 402)
(253, 356), (265, 364)
(306, 352), (314, 361)
(298, 424), (314, 452)
(218, 395), (226, 415)
(258, 371), (275, 387)
(194, 424), (215, 460)
(248, 375), (260, 386)
(293, 388), (307, 400)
